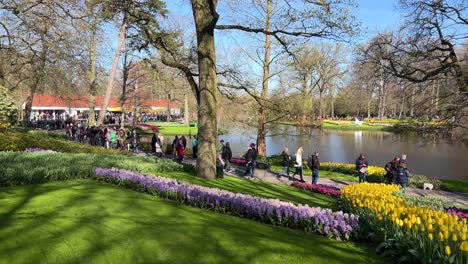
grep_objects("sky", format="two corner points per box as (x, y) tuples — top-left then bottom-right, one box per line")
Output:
(354, 0), (403, 38)
(101, 0), (405, 73)
(163, 0), (404, 41)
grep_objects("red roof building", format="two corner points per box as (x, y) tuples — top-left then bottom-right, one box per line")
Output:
(28, 94), (180, 118)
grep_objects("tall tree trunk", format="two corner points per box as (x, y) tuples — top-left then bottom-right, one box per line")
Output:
(435, 79), (439, 115)
(410, 85), (415, 117)
(88, 16), (98, 126)
(301, 76), (309, 116)
(319, 88), (324, 118)
(381, 87), (386, 119)
(0, 48), (5, 87)
(24, 94), (33, 122)
(431, 80), (436, 117)
(399, 94), (405, 119)
(25, 32), (48, 122)
(121, 44), (129, 129)
(97, 15), (127, 125)
(330, 86), (334, 118)
(167, 94), (172, 121)
(257, 0), (272, 157)
(184, 93), (189, 124)
(191, 0), (219, 180)
(377, 75), (384, 120)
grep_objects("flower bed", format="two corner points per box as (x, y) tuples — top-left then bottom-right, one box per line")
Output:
(291, 181), (341, 198)
(95, 168), (359, 240)
(446, 207), (468, 219)
(340, 183), (468, 263)
(320, 162), (387, 183)
(229, 157), (270, 170)
(135, 124), (159, 131)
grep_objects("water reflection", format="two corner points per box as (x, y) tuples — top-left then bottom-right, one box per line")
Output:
(220, 126), (468, 180)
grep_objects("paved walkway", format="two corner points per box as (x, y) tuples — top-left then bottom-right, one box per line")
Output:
(139, 152), (468, 207)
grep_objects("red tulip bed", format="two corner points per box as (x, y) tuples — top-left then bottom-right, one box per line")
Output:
(135, 124), (159, 131)
(290, 181), (342, 198)
(229, 157), (270, 169)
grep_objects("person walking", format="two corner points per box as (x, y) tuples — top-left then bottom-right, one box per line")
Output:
(291, 147), (305, 182)
(397, 161), (410, 193)
(308, 151), (320, 184)
(355, 153), (369, 183)
(109, 128), (117, 149)
(279, 147), (291, 178)
(181, 135), (187, 149)
(130, 129), (140, 154)
(243, 143), (257, 179)
(172, 135), (179, 157)
(191, 135), (198, 158)
(222, 142), (233, 172)
(151, 133), (157, 154)
(217, 140), (225, 167)
(155, 133), (163, 157)
(176, 138), (185, 163)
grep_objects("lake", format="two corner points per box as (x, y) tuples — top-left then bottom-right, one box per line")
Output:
(219, 126), (468, 181)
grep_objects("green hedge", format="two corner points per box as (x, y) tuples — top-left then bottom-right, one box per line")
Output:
(0, 152), (187, 187)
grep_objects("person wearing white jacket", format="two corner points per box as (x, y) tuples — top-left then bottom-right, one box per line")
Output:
(290, 147), (305, 182)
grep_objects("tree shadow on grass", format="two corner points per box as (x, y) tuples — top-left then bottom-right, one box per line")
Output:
(0, 180), (387, 264)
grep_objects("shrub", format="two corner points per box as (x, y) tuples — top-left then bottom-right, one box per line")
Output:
(0, 86), (18, 127)
(410, 174), (444, 190)
(0, 152), (187, 187)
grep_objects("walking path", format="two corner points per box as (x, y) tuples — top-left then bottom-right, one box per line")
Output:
(139, 152), (468, 207)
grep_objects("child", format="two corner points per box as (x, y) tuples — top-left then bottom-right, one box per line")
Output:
(397, 161), (410, 193)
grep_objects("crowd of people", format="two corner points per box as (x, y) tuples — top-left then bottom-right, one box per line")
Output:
(64, 123), (146, 153)
(30, 111), (185, 130)
(62, 121), (410, 190)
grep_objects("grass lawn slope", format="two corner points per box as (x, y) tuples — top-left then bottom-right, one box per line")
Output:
(147, 121), (198, 135)
(0, 180), (385, 264)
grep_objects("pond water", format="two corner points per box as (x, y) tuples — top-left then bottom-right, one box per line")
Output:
(219, 126), (468, 181)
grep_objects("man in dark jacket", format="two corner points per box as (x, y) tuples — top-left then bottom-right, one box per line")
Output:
(243, 143), (257, 179)
(384, 156), (400, 184)
(308, 151), (321, 184)
(222, 142), (233, 172)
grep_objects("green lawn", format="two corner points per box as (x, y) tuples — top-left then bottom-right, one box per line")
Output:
(147, 121), (198, 135)
(441, 179), (468, 193)
(157, 171), (337, 209)
(0, 180), (386, 264)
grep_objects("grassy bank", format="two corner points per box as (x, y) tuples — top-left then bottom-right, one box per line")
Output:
(146, 121), (198, 135)
(0, 180), (384, 264)
(440, 179), (468, 193)
(322, 121), (387, 130)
